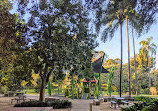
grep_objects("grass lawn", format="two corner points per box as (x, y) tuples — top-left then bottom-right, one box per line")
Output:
(22, 88), (66, 94)
(20, 89), (158, 98)
(138, 94), (158, 97)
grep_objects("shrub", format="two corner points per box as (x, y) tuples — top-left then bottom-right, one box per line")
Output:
(121, 97), (158, 111)
(48, 100), (71, 109)
(0, 86), (7, 94)
(65, 89), (69, 97)
(142, 101), (158, 111)
(144, 88), (150, 94)
(84, 88), (89, 93)
(14, 101), (48, 107)
(14, 100), (72, 109)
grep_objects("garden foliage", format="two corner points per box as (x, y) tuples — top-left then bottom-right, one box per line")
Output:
(14, 100), (71, 109)
(121, 96), (158, 111)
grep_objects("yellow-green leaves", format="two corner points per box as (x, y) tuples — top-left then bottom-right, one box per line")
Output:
(73, 34), (77, 40)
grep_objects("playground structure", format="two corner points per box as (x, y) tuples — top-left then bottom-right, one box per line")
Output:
(49, 51), (115, 99)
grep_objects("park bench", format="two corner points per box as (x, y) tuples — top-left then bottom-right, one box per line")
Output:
(103, 97), (107, 102)
(93, 99), (100, 105)
(103, 97), (115, 102)
(11, 98), (34, 104)
(124, 95), (135, 101)
(99, 98), (104, 103)
(121, 101), (129, 105)
(45, 97), (60, 102)
(111, 101), (117, 109)
(11, 98), (23, 104)
(128, 97), (135, 101)
(11, 94), (33, 104)
(119, 105), (132, 109)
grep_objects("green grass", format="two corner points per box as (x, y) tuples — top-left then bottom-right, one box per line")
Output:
(22, 88), (66, 94)
(21, 89), (158, 98)
(138, 94), (158, 97)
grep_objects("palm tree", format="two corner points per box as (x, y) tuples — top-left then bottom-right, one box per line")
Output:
(132, 25), (138, 95)
(95, 0), (132, 97)
(95, 0), (140, 97)
(124, 1), (139, 97)
(125, 0), (147, 96)
(126, 16), (131, 96)
(95, 0), (154, 97)
(139, 37), (157, 94)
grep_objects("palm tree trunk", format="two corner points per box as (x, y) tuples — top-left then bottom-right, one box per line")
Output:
(126, 16), (131, 97)
(58, 80), (60, 94)
(120, 22), (123, 97)
(72, 75), (74, 99)
(132, 24), (138, 96)
(148, 48), (151, 95)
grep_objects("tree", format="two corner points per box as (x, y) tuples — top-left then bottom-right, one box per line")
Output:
(139, 37), (157, 94)
(0, 0), (29, 91)
(0, 0), (27, 60)
(85, 0), (158, 97)
(128, 0), (158, 95)
(94, 0), (136, 97)
(16, 0), (97, 101)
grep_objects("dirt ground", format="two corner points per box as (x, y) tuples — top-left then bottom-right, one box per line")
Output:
(0, 96), (132, 111)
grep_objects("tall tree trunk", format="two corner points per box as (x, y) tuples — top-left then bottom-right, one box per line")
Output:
(39, 79), (46, 102)
(58, 80), (60, 94)
(148, 48), (151, 95)
(120, 22), (123, 97)
(126, 16), (131, 97)
(72, 75), (74, 100)
(39, 63), (54, 102)
(132, 24), (138, 96)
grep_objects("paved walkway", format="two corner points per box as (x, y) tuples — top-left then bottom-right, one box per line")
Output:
(0, 94), (121, 111)
(70, 99), (100, 111)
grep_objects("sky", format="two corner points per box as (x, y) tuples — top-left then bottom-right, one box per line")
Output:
(95, 14), (158, 69)
(10, 1), (158, 69)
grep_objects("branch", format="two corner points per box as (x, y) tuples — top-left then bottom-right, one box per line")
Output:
(44, 63), (49, 78)
(46, 63), (55, 83)
(39, 66), (44, 80)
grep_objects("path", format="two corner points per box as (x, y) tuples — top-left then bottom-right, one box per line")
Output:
(82, 93), (88, 99)
(0, 94), (120, 111)
(70, 99), (100, 111)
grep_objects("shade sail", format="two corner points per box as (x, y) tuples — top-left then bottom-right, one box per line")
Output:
(93, 57), (109, 73)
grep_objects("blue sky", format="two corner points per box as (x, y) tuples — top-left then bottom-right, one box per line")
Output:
(95, 14), (158, 69)
(10, 1), (158, 69)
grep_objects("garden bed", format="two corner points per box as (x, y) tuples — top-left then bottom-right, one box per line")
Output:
(14, 100), (72, 109)
(7, 107), (52, 111)
(121, 96), (158, 111)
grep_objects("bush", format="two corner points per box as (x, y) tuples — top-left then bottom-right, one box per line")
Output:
(65, 89), (69, 97)
(14, 101), (47, 107)
(48, 100), (71, 109)
(84, 88), (89, 93)
(121, 97), (158, 111)
(142, 101), (158, 111)
(14, 100), (72, 109)
(144, 88), (150, 94)
(0, 86), (7, 94)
